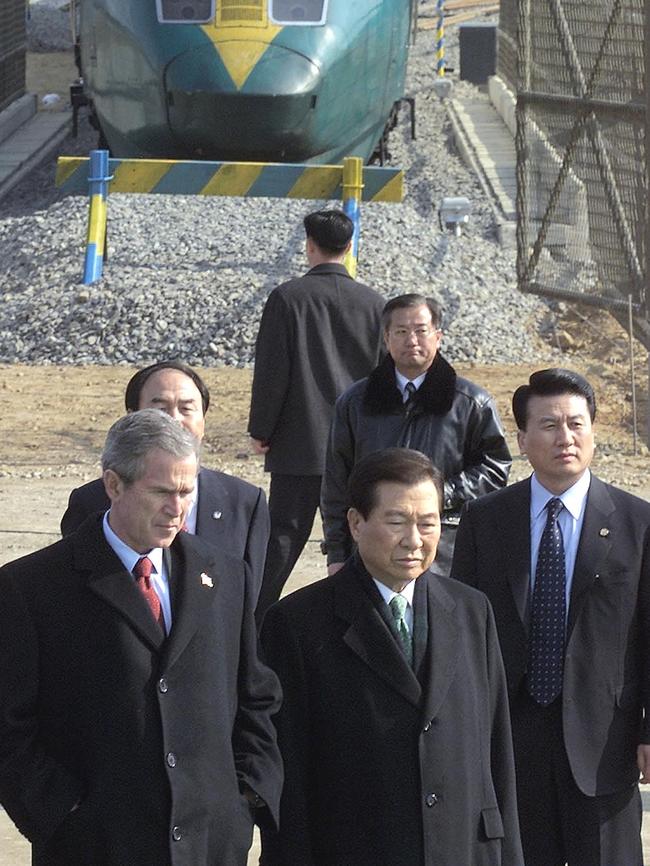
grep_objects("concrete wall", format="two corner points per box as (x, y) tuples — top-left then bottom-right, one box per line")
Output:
(0, 0), (26, 113)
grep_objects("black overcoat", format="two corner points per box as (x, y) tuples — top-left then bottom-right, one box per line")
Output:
(260, 559), (523, 866)
(248, 263), (385, 475)
(0, 516), (283, 866)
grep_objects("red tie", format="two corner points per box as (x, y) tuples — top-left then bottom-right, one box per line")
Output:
(133, 556), (165, 632)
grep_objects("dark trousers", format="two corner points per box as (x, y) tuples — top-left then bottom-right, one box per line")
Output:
(511, 690), (642, 866)
(255, 473), (322, 626)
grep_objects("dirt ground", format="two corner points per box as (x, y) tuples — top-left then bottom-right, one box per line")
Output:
(1, 308), (649, 572)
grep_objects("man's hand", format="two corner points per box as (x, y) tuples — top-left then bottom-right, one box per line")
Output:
(327, 563), (345, 576)
(251, 438), (270, 455)
(637, 745), (650, 783)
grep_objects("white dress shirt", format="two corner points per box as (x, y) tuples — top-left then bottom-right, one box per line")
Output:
(103, 512), (173, 631)
(529, 470), (590, 614)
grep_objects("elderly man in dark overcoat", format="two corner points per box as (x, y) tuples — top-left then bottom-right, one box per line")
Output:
(0, 409), (283, 866)
(261, 448), (522, 866)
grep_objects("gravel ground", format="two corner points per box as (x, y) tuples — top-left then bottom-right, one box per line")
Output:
(2, 5), (559, 368)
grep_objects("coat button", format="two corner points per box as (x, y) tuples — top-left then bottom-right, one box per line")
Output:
(171, 826), (182, 841)
(425, 793), (438, 807)
(159, 677), (168, 694)
(167, 752), (177, 768)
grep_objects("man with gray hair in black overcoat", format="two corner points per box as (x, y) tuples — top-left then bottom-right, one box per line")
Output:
(0, 409), (283, 866)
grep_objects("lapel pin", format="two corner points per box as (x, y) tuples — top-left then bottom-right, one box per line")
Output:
(200, 572), (213, 588)
(212, 511), (222, 520)
(599, 527), (610, 537)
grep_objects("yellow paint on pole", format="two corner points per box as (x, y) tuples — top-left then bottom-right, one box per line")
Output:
(86, 194), (107, 256)
(342, 156), (363, 278)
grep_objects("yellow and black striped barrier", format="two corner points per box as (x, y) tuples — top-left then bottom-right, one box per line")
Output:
(56, 156), (403, 202)
(56, 153), (404, 283)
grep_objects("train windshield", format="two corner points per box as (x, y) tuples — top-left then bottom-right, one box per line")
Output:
(270, 0), (327, 24)
(157, 0), (215, 22)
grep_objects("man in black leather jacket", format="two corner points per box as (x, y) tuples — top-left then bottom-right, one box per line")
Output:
(321, 293), (511, 577)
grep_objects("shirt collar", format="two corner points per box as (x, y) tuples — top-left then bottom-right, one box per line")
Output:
(372, 577), (417, 609)
(102, 511), (164, 575)
(530, 469), (591, 521)
(394, 369), (427, 396)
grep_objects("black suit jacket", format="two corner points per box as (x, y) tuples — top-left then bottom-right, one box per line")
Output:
(248, 263), (385, 475)
(61, 468), (269, 598)
(452, 475), (650, 797)
(260, 559), (522, 866)
(0, 516), (282, 866)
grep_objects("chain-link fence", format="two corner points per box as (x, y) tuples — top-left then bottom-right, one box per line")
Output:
(498, 0), (648, 342)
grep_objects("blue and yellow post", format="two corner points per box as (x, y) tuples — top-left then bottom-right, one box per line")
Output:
(436, 0), (445, 77)
(82, 149), (110, 284)
(342, 156), (363, 278)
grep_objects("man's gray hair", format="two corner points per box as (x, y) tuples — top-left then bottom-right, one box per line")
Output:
(102, 409), (200, 484)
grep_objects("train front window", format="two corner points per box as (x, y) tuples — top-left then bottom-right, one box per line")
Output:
(157, 0), (215, 23)
(270, 0), (327, 24)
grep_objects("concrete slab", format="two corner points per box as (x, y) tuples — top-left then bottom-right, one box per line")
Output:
(0, 109), (71, 200)
(0, 95), (37, 146)
(447, 93), (518, 243)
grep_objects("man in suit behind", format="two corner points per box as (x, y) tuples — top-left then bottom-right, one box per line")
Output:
(0, 409), (282, 866)
(61, 360), (269, 598)
(261, 448), (522, 866)
(452, 368), (650, 866)
(249, 209), (385, 621)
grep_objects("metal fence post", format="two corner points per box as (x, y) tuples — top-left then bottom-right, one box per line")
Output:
(82, 149), (110, 284)
(342, 156), (363, 277)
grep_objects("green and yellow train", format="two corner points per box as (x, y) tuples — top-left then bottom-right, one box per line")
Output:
(78, 0), (417, 163)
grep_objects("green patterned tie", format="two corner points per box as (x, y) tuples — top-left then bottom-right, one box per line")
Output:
(389, 594), (413, 666)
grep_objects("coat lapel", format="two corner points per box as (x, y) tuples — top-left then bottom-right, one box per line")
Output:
(567, 476), (614, 636)
(161, 535), (221, 670)
(503, 479), (532, 630)
(75, 518), (165, 652)
(334, 568), (422, 707)
(420, 574), (461, 723)
(194, 469), (226, 540)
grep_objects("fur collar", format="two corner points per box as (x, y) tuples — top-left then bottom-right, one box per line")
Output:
(362, 353), (457, 416)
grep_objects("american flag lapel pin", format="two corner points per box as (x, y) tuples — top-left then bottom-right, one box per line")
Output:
(200, 572), (214, 588)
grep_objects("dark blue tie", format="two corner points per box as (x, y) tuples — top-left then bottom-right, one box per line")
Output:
(404, 381), (417, 415)
(527, 497), (566, 706)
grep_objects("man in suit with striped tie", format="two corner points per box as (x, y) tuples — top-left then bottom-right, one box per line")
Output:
(0, 410), (282, 866)
(452, 368), (650, 866)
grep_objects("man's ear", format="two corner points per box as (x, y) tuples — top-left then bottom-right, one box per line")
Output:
(516, 429), (526, 456)
(347, 507), (364, 543)
(103, 469), (124, 504)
